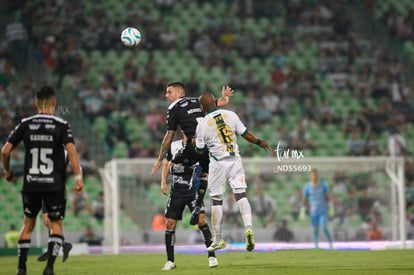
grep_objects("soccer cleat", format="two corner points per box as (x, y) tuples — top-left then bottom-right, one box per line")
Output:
(189, 207), (200, 225)
(16, 269), (26, 275)
(161, 261), (176, 271)
(207, 239), (226, 252)
(208, 257), (219, 268)
(245, 228), (255, 252)
(62, 242), (73, 262)
(43, 267), (55, 275)
(37, 251), (48, 262)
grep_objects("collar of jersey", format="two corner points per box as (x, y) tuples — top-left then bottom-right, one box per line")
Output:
(168, 97), (185, 110)
(205, 107), (218, 115)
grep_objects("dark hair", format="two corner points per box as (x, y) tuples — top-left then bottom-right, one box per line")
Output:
(36, 86), (56, 101)
(167, 82), (186, 92)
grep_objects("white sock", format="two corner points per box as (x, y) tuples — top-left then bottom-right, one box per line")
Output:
(211, 205), (223, 242)
(237, 197), (252, 230)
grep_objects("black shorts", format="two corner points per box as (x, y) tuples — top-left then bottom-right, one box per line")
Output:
(21, 188), (67, 221)
(165, 195), (204, 220)
(173, 143), (209, 174)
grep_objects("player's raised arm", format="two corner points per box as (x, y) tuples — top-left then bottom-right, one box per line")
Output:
(1, 142), (17, 182)
(216, 86), (234, 107)
(151, 130), (175, 175)
(66, 142), (84, 193)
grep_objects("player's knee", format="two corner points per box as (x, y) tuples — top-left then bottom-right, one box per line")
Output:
(166, 219), (177, 230)
(48, 211), (63, 221)
(233, 189), (246, 201)
(211, 195), (223, 205)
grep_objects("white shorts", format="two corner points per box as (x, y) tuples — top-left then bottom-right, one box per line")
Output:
(208, 156), (247, 197)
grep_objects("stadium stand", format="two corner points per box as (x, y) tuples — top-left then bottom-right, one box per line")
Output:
(0, 0), (413, 239)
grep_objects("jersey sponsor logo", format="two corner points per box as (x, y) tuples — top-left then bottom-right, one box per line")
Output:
(29, 124), (41, 130)
(187, 108), (202, 115)
(33, 118), (53, 123)
(45, 124), (56, 130)
(172, 165), (185, 173)
(26, 174), (54, 183)
(30, 134), (53, 141)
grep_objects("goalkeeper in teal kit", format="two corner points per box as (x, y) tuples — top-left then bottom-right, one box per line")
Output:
(301, 169), (334, 249)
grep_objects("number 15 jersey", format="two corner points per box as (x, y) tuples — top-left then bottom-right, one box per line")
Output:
(7, 114), (74, 192)
(195, 108), (247, 161)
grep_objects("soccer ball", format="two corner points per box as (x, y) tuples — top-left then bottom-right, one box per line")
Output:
(121, 27), (141, 47)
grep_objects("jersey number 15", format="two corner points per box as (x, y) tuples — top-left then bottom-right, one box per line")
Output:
(29, 148), (54, 175)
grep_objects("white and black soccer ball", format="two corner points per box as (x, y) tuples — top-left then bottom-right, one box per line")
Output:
(121, 27), (141, 47)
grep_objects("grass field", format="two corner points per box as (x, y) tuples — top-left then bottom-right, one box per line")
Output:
(1, 250), (414, 275)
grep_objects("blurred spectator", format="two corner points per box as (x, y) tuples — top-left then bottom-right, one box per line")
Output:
(76, 140), (98, 176)
(251, 185), (277, 227)
(128, 140), (144, 158)
(70, 187), (90, 216)
(342, 190), (358, 224)
(358, 189), (375, 223)
(346, 128), (365, 156)
(5, 224), (20, 248)
(289, 188), (302, 221)
(318, 99), (341, 125)
(159, 26), (177, 49)
(91, 191), (105, 222)
(152, 208), (166, 231)
(387, 127), (406, 156)
(79, 226), (102, 246)
(366, 220), (383, 241)
(5, 20), (29, 70)
(290, 122), (316, 150)
(273, 220), (294, 242)
(365, 132), (380, 155)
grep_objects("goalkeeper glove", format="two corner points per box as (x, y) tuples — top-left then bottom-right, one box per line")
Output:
(299, 207), (306, 221)
(328, 203), (335, 218)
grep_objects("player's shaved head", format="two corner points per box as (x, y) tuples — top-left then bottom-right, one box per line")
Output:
(199, 92), (216, 112)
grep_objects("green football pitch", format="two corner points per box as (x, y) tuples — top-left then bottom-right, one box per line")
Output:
(1, 250), (414, 275)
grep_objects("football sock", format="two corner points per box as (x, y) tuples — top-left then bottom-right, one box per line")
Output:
(313, 227), (319, 248)
(323, 226), (333, 244)
(165, 230), (175, 262)
(46, 234), (63, 269)
(211, 205), (223, 242)
(199, 223), (215, 257)
(236, 197), (253, 229)
(195, 179), (207, 207)
(17, 239), (31, 270)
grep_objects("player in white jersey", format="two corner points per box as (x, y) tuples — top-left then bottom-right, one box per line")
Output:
(195, 92), (270, 252)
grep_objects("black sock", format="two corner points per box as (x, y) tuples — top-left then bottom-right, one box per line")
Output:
(17, 239), (31, 270)
(165, 230), (175, 262)
(196, 179), (207, 207)
(199, 223), (215, 258)
(46, 234), (63, 269)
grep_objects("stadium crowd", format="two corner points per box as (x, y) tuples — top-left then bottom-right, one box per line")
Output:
(1, 0), (414, 238)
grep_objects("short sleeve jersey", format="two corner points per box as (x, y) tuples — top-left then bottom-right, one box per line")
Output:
(7, 114), (74, 192)
(195, 108), (247, 160)
(166, 97), (203, 141)
(303, 180), (329, 215)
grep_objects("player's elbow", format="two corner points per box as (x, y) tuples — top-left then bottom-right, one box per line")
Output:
(1, 143), (13, 158)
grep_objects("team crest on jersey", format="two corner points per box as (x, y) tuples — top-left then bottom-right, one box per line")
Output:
(29, 124), (41, 130)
